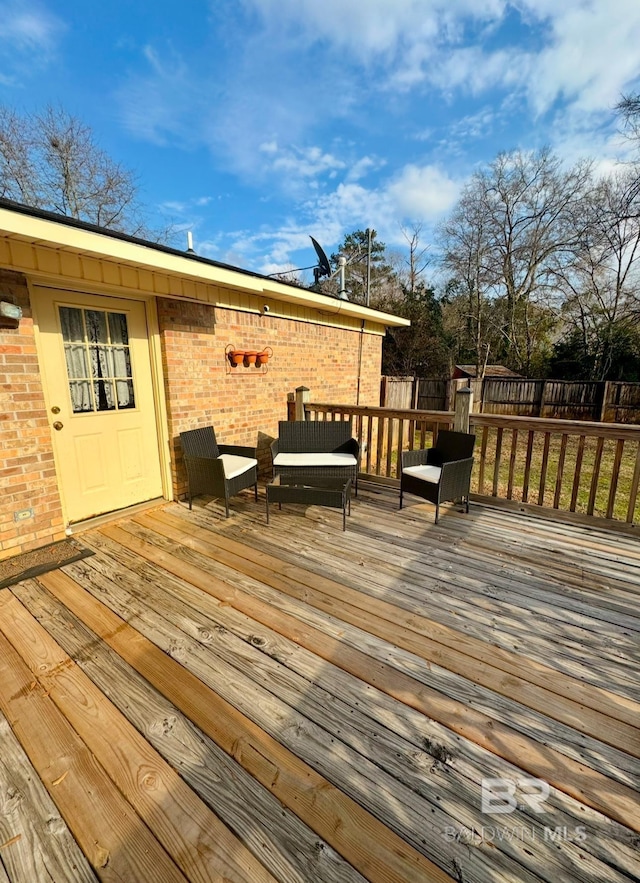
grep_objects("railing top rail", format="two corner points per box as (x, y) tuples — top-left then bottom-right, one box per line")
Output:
(306, 403), (455, 420)
(306, 402), (640, 437)
(470, 412), (640, 439)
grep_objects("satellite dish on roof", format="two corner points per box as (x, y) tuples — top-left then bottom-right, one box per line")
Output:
(310, 236), (332, 283)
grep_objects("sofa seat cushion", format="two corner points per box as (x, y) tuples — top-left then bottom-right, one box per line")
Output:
(219, 453), (258, 479)
(402, 464), (442, 484)
(273, 452), (357, 468)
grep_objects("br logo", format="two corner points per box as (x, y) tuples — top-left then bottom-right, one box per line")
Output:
(481, 777), (550, 815)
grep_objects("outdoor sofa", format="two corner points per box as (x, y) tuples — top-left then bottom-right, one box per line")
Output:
(271, 420), (360, 494)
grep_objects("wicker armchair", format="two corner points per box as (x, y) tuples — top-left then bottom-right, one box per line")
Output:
(179, 426), (258, 516)
(399, 429), (475, 523)
(271, 420), (360, 494)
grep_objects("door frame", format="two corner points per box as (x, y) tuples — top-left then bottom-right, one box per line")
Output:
(29, 279), (172, 525)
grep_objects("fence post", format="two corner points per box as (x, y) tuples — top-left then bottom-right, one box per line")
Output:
(538, 381), (547, 418)
(454, 387), (473, 432)
(295, 386), (310, 421)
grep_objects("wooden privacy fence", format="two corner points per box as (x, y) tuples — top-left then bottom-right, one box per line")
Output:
(304, 401), (640, 528)
(382, 377), (640, 423)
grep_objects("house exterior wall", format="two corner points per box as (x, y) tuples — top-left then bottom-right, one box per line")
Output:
(0, 271), (65, 560)
(0, 278), (384, 558)
(156, 298), (382, 500)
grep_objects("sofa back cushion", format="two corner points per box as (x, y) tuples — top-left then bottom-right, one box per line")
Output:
(277, 420), (354, 454)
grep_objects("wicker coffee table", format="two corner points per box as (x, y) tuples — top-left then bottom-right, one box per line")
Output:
(266, 474), (352, 531)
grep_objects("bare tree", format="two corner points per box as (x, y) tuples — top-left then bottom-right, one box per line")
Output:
(0, 104), (163, 238)
(437, 186), (495, 377)
(616, 93), (640, 142)
(439, 148), (591, 374)
(399, 222), (430, 296)
(554, 168), (640, 378)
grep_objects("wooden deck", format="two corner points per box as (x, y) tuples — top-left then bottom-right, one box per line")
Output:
(0, 485), (639, 883)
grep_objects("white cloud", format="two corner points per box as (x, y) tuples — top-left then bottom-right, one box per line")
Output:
(262, 143), (346, 179)
(117, 45), (208, 146)
(386, 164), (461, 219)
(213, 161), (461, 271)
(523, 2), (640, 115)
(0, 1), (62, 51)
(345, 155), (385, 182)
(244, 0), (507, 62)
(0, 1), (64, 76)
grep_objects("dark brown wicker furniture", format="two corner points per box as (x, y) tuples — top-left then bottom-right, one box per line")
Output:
(270, 420), (360, 494)
(399, 429), (475, 523)
(266, 474), (352, 530)
(179, 425), (258, 517)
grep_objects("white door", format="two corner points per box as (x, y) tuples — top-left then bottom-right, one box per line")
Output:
(33, 287), (164, 522)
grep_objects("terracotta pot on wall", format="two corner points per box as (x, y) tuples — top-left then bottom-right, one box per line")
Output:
(256, 350), (270, 366)
(228, 350), (245, 366)
(244, 351), (258, 366)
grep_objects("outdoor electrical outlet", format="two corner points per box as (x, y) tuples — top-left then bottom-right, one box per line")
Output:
(13, 508), (34, 522)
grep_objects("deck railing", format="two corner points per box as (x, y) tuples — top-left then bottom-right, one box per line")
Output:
(304, 402), (640, 527)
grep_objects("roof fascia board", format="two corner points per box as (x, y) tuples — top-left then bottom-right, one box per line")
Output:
(0, 207), (409, 328)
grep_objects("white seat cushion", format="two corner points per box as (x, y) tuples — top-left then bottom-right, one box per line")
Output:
(273, 452), (357, 468)
(218, 453), (257, 480)
(402, 464), (442, 484)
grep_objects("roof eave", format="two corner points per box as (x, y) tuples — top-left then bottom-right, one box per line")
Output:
(0, 204), (410, 328)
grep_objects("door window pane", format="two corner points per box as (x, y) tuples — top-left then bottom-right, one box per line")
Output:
(109, 312), (129, 345)
(59, 306), (136, 413)
(85, 310), (108, 344)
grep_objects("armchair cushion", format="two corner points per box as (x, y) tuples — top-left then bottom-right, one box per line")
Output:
(402, 464), (442, 484)
(219, 453), (258, 480)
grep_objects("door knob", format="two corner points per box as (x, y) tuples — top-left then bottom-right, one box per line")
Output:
(53, 421), (64, 431)
(51, 405), (60, 414)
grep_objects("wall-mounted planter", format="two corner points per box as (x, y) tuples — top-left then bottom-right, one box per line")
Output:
(228, 350), (245, 366)
(225, 345), (272, 373)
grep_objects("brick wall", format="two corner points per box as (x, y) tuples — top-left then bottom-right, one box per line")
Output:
(0, 271), (65, 560)
(157, 299), (382, 499)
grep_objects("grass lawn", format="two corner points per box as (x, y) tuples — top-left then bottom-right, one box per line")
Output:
(471, 428), (639, 522)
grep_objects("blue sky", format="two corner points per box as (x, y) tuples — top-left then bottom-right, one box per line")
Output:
(1, 0), (640, 279)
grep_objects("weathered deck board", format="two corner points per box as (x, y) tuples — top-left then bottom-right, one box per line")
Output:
(163, 506), (639, 690)
(10, 578), (367, 883)
(79, 523), (640, 800)
(0, 592), (279, 883)
(60, 526), (640, 881)
(54, 540), (624, 882)
(116, 515), (638, 744)
(0, 710), (98, 883)
(0, 485), (638, 883)
(0, 603), (189, 883)
(34, 568), (451, 883)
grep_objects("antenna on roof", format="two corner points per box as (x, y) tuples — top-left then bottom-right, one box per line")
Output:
(310, 236), (331, 283)
(186, 231), (195, 254)
(264, 236), (348, 300)
(310, 237), (347, 299)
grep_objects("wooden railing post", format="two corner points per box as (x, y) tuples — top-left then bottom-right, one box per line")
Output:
(295, 386), (310, 421)
(454, 387), (473, 432)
